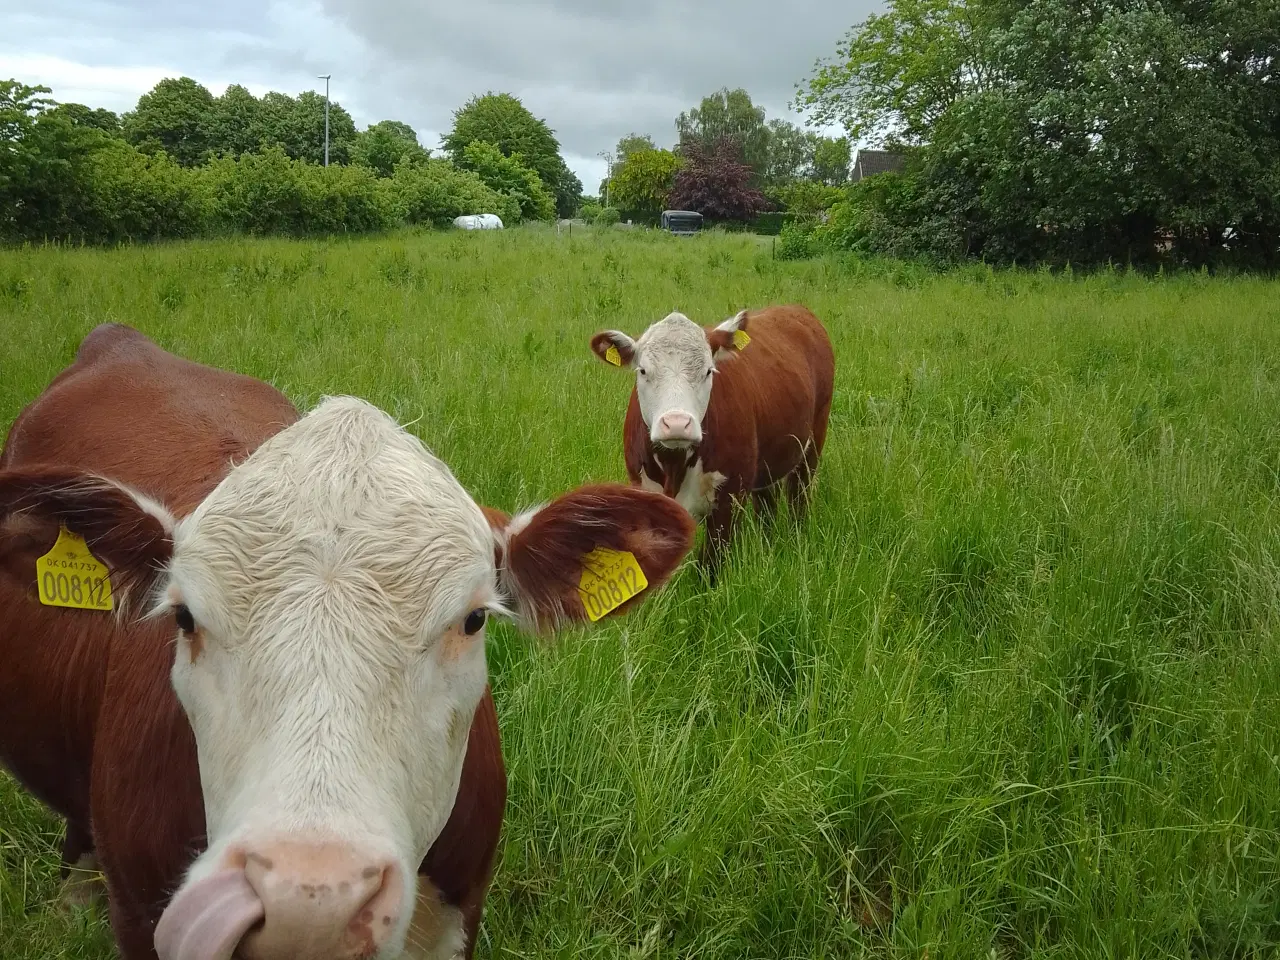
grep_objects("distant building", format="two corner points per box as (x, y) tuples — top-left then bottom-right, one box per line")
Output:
(851, 149), (906, 182)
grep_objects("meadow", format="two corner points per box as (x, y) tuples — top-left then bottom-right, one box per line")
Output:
(2, 226), (1279, 959)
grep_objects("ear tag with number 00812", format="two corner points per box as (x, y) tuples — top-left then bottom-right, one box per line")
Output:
(37, 526), (114, 611)
(578, 547), (648, 622)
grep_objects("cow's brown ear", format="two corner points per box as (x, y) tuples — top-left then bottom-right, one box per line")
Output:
(590, 331), (637, 369)
(0, 466), (175, 612)
(479, 505), (511, 570)
(707, 310), (750, 363)
(489, 484), (694, 634)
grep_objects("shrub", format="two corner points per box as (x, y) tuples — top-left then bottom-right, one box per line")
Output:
(298, 162), (396, 234)
(815, 170), (959, 262)
(776, 217), (820, 259)
(202, 147), (309, 235)
(0, 76), (589, 243)
(201, 147), (396, 236)
(389, 157), (518, 226)
(768, 181), (845, 216)
(78, 140), (208, 241)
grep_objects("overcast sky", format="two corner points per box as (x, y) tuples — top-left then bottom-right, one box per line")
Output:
(0, 0), (881, 189)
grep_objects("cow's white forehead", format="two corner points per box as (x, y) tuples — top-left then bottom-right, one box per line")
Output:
(172, 396), (494, 644)
(637, 313), (710, 371)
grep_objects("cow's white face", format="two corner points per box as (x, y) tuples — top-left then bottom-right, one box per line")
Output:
(592, 311), (748, 447)
(161, 397), (495, 958)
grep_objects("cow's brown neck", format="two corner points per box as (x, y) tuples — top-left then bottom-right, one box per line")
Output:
(652, 444), (699, 499)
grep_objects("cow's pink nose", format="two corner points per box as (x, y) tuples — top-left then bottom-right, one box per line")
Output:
(155, 842), (404, 960)
(655, 411), (697, 441)
(239, 841), (403, 960)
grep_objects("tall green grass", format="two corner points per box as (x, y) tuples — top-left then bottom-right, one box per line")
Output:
(2, 227), (1279, 959)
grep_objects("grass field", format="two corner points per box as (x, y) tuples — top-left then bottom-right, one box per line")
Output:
(2, 226), (1280, 960)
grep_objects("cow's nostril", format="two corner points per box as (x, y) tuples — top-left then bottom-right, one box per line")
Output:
(235, 843), (403, 960)
(349, 863), (401, 940)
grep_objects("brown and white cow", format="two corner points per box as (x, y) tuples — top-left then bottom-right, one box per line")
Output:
(0, 324), (695, 960)
(590, 304), (835, 573)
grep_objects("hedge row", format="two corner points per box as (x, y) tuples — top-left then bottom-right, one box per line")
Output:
(4, 145), (524, 244)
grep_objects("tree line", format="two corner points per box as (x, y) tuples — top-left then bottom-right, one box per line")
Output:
(0, 79), (583, 242)
(0, 74), (849, 243)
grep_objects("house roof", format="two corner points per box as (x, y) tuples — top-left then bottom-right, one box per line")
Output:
(852, 149), (906, 181)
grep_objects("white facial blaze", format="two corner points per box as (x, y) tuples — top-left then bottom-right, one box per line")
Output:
(632, 313), (715, 446)
(161, 397), (496, 952)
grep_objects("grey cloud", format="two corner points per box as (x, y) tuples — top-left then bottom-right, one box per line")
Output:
(318, 0), (878, 154)
(1, 0), (878, 185)
(8, 0), (272, 56)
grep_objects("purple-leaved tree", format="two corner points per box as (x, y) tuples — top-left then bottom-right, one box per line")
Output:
(668, 138), (768, 222)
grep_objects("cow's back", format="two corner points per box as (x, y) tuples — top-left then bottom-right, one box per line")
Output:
(2, 323), (299, 511)
(703, 305), (835, 487)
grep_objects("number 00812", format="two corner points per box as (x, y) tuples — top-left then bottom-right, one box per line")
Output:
(40, 571), (110, 608)
(580, 564), (644, 621)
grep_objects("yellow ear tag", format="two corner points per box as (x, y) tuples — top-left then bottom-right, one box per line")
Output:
(578, 547), (648, 622)
(605, 345), (622, 367)
(37, 526), (114, 611)
(733, 329), (751, 350)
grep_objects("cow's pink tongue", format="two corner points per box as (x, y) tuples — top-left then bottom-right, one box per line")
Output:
(155, 868), (265, 960)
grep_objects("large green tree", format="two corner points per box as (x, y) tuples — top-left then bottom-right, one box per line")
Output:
(799, 0), (1280, 266)
(551, 157), (582, 218)
(676, 88), (771, 174)
(1, 80), (58, 233)
(254, 90), (357, 165)
(443, 92), (578, 214)
(812, 136), (851, 185)
(49, 102), (121, 135)
(207, 84), (262, 157)
(761, 119), (816, 186)
(123, 80), (360, 165)
(123, 76), (216, 166)
(614, 133), (656, 164)
(0, 80), (120, 240)
(457, 140), (555, 221)
(608, 147), (681, 215)
(795, 0), (1000, 146)
(352, 120), (429, 177)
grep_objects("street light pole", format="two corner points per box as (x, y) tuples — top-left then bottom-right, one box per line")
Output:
(597, 150), (613, 207)
(318, 74), (331, 167)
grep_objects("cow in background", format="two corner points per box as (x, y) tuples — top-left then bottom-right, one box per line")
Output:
(0, 323), (695, 960)
(591, 304), (835, 575)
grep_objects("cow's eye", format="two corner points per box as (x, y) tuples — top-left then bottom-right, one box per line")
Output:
(463, 608), (487, 636)
(638, 367), (647, 377)
(175, 604), (196, 634)
(705, 367), (713, 378)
